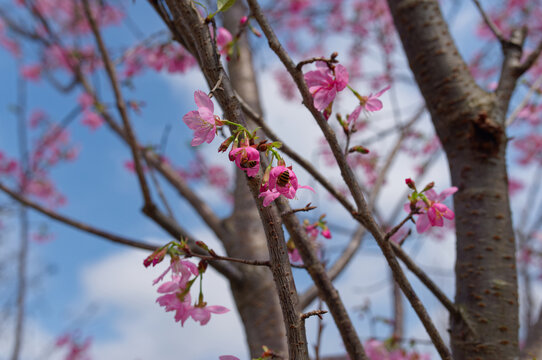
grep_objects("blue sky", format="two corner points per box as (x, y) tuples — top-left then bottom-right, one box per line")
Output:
(0, 0), (539, 359)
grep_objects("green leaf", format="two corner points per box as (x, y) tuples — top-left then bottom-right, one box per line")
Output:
(217, 0), (236, 13)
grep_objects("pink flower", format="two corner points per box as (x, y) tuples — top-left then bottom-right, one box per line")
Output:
(288, 248), (302, 263)
(216, 27), (233, 55)
(153, 257), (198, 286)
(182, 90), (219, 146)
(220, 356), (240, 360)
(405, 186), (457, 233)
(348, 85), (390, 123)
(190, 304), (229, 325)
(156, 292), (194, 325)
(81, 110), (104, 130)
(21, 64), (41, 81)
(259, 166), (314, 207)
(229, 145), (260, 177)
(304, 62), (348, 112)
(78, 93), (94, 109)
(321, 228), (331, 239)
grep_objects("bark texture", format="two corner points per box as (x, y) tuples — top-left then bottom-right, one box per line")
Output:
(221, 2), (287, 356)
(386, 0), (518, 358)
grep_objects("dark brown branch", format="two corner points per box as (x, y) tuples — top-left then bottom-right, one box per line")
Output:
(384, 214), (413, 241)
(248, 1), (450, 357)
(298, 226), (365, 309)
(505, 72), (542, 127)
(281, 203), (316, 217)
(518, 39), (542, 76)
(0, 181), (158, 251)
(277, 197), (367, 360)
(82, 0), (152, 207)
(391, 242), (456, 316)
(301, 309), (328, 321)
(161, 1), (309, 356)
(472, 0), (505, 43)
(296, 53), (338, 70)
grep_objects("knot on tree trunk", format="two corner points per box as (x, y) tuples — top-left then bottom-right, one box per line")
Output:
(467, 112), (504, 156)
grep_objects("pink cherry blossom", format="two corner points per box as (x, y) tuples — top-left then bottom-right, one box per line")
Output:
(182, 90), (219, 146)
(405, 186), (457, 233)
(81, 110), (104, 130)
(20, 64), (41, 81)
(321, 228), (332, 239)
(259, 165), (314, 207)
(216, 27), (233, 55)
(190, 304), (230, 325)
(304, 61), (349, 112)
(229, 145), (260, 177)
(219, 356), (240, 360)
(348, 85), (390, 123)
(78, 93), (94, 109)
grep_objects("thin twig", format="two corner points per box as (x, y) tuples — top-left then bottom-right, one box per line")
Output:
(472, 0), (505, 43)
(281, 203), (316, 217)
(385, 214), (414, 241)
(301, 309), (328, 321)
(82, 0), (152, 206)
(506, 72), (542, 127)
(296, 53), (339, 70)
(518, 39), (542, 76)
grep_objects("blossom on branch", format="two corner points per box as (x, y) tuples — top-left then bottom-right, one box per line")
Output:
(405, 185), (457, 233)
(229, 143), (260, 177)
(259, 165), (314, 207)
(182, 90), (222, 146)
(304, 62), (348, 112)
(348, 85), (390, 123)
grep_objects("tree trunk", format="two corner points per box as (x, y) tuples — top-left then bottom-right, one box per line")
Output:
(220, 2), (288, 357)
(386, 0), (519, 358)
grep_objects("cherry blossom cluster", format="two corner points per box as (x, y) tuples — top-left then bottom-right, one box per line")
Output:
(182, 90), (313, 207)
(144, 240), (229, 326)
(404, 178), (457, 234)
(303, 60), (389, 121)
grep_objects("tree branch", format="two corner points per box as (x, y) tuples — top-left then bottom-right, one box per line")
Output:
(247, 1), (450, 357)
(471, 0), (505, 43)
(82, 0), (152, 207)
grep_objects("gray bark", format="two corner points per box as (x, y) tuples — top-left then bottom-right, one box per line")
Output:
(386, 0), (519, 358)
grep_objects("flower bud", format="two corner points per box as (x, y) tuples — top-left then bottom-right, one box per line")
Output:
(422, 181), (435, 192)
(405, 178), (416, 190)
(219, 136), (234, 153)
(240, 16), (248, 25)
(348, 145), (370, 154)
